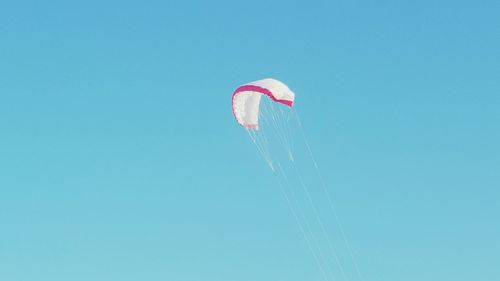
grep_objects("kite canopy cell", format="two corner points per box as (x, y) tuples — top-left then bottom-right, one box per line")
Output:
(232, 78), (295, 130)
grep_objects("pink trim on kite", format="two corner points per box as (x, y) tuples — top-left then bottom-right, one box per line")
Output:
(244, 124), (259, 129)
(233, 85), (294, 107)
(231, 84), (294, 128)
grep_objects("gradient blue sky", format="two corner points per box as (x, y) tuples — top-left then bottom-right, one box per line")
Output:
(1, 0), (499, 280)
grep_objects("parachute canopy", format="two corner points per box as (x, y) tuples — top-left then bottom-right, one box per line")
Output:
(232, 78), (295, 129)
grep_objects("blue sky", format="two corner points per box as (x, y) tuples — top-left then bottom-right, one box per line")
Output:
(0, 0), (499, 280)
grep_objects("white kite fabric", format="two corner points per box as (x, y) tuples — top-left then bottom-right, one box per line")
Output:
(232, 79), (365, 281)
(232, 78), (295, 129)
